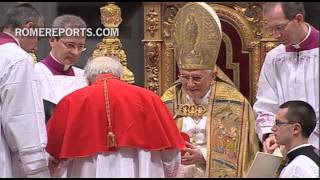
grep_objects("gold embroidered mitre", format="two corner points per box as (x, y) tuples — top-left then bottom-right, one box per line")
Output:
(173, 2), (222, 70)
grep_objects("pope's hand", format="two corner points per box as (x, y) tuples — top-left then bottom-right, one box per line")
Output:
(181, 142), (206, 166)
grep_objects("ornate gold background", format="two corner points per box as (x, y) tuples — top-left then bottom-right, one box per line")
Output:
(143, 2), (277, 104)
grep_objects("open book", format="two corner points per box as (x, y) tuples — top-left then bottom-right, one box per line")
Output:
(246, 148), (284, 178)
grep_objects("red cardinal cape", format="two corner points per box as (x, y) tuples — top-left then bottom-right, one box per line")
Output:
(46, 73), (185, 159)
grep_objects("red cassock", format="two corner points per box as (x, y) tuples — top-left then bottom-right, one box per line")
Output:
(46, 73), (185, 160)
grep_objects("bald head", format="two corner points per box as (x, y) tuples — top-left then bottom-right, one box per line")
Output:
(84, 56), (123, 84)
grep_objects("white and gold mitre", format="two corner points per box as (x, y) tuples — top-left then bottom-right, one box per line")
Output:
(173, 2), (222, 70)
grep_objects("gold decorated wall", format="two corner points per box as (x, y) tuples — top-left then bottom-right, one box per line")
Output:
(143, 2), (278, 104)
(0, 2), (279, 103)
(2, 2), (318, 104)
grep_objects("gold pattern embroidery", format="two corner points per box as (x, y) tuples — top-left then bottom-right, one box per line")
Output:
(176, 104), (208, 118)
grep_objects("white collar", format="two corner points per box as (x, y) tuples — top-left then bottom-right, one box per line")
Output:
(50, 52), (71, 71)
(292, 23), (311, 49)
(186, 87), (211, 106)
(3, 32), (21, 47)
(287, 143), (312, 154)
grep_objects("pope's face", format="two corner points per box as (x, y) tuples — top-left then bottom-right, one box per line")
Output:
(179, 69), (213, 100)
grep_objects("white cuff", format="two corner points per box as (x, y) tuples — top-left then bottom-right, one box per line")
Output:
(19, 148), (50, 177)
(257, 127), (273, 142)
(199, 147), (207, 161)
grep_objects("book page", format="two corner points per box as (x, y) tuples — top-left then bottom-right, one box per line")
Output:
(246, 149), (283, 178)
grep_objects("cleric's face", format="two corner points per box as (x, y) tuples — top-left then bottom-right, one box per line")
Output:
(50, 36), (86, 65)
(179, 69), (214, 100)
(271, 108), (294, 145)
(264, 4), (302, 46)
(18, 21), (44, 53)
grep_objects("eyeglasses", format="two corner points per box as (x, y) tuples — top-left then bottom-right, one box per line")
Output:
(274, 119), (295, 127)
(179, 74), (204, 84)
(60, 40), (86, 52)
(267, 20), (292, 34)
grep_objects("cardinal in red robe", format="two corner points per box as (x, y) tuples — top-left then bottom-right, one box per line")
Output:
(46, 56), (185, 178)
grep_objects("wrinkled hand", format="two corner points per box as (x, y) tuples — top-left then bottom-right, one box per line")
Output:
(181, 142), (205, 166)
(263, 134), (279, 154)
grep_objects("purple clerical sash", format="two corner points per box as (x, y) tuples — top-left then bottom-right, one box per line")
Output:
(286, 25), (319, 52)
(40, 54), (75, 76)
(0, 32), (18, 45)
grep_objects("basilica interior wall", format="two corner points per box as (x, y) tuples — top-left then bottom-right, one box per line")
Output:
(0, 2), (319, 89)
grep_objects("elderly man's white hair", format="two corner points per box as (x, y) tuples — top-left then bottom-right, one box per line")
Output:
(84, 56), (123, 84)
